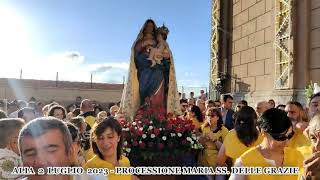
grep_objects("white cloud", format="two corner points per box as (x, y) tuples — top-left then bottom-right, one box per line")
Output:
(0, 49), (208, 88)
(0, 51), (129, 84)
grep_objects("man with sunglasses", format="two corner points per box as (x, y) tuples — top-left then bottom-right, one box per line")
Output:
(230, 108), (304, 180)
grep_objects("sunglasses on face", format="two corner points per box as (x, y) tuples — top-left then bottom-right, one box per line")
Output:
(269, 130), (295, 141)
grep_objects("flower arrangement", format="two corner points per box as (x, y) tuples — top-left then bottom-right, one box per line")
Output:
(119, 106), (203, 166)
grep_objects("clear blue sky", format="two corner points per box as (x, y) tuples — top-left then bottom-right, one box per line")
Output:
(0, 0), (211, 88)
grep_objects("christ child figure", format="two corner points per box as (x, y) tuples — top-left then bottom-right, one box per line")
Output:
(147, 26), (169, 67)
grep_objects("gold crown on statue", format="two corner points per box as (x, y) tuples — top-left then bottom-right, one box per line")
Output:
(157, 24), (169, 35)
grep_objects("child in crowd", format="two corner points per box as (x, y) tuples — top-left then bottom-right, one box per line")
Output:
(0, 118), (25, 179)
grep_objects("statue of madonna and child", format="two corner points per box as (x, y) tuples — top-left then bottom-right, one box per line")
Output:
(118, 20), (202, 174)
(119, 19), (181, 118)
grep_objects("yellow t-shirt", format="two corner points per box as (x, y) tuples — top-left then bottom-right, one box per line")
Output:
(287, 128), (310, 148)
(224, 129), (263, 164)
(84, 155), (131, 180)
(85, 116), (96, 129)
(297, 146), (313, 159)
(240, 147), (304, 180)
(84, 148), (95, 162)
(198, 125), (229, 167)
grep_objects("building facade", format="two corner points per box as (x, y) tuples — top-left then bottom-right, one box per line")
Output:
(0, 78), (123, 106)
(210, 0), (320, 106)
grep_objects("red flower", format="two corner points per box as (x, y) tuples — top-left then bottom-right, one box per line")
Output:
(119, 119), (126, 126)
(137, 130), (144, 136)
(158, 115), (165, 121)
(132, 141), (138, 146)
(158, 143), (164, 150)
(136, 110), (143, 115)
(166, 124), (173, 130)
(176, 127), (181, 133)
(139, 142), (146, 149)
(143, 118), (150, 124)
(146, 108), (153, 114)
(176, 118), (183, 123)
(154, 128), (160, 136)
(129, 126), (135, 132)
(167, 112), (174, 118)
(180, 127), (186, 133)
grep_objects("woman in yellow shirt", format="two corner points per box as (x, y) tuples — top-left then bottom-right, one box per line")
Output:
(84, 117), (136, 180)
(229, 108), (304, 180)
(188, 105), (204, 133)
(217, 106), (263, 166)
(198, 107), (229, 167)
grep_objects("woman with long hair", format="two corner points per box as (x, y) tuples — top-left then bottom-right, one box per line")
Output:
(217, 106), (262, 166)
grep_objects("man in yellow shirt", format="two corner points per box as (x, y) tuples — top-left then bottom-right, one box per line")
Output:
(79, 99), (96, 129)
(285, 101), (310, 148)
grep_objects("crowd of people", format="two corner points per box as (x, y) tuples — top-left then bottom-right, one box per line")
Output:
(0, 90), (319, 180)
(178, 91), (320, 180)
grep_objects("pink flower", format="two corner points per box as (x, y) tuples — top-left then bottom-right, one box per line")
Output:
(154, 128), (160, 136)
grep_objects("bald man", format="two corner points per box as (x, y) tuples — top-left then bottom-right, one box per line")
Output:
(255, 101), (271, 117)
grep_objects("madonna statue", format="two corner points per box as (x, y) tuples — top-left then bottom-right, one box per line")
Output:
(119, 19), (181, 117)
